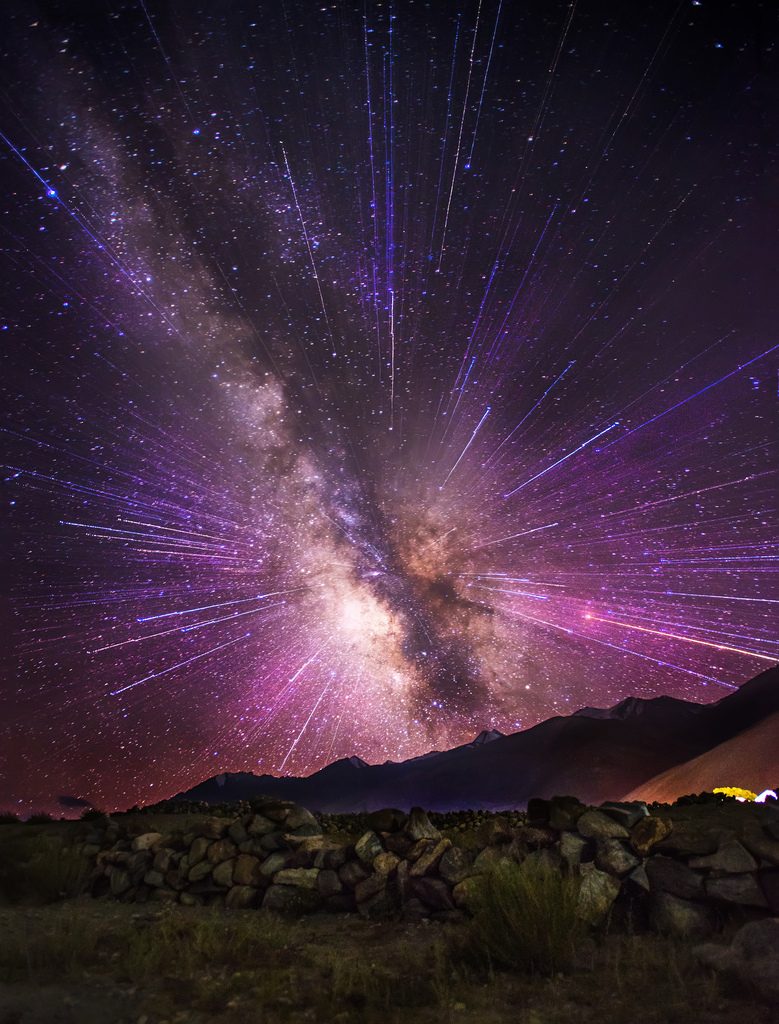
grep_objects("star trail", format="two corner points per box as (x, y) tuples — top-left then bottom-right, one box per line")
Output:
(1, 0), (777, 814)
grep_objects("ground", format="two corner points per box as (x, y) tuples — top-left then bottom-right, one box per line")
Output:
(0, 899), (772, 1024)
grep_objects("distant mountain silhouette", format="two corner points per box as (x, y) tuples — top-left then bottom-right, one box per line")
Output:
(168, 667), (779, 812)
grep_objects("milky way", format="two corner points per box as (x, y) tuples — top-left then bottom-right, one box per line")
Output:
(1, 1), (777, 814)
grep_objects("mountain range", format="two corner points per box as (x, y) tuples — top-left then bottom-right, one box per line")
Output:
(169, 666), (779, 812)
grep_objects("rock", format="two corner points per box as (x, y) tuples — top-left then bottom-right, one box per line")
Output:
(179, 892), (203, 907)
(650, 892), (715, 938)
(577, 810), (629, 840)
(396, 859), (411, 901)
(317, 869), (343, 898)
(366, 808), (407, 833)
(153, 849), (173, 874)
(760, 870), (779, 913)
(526, 798), (551, 825)
(472, 847), (513, 873)
(410, 876), (455, 911)
(151, 888), (178, 903)
(339, 860), (370, 888)
(452, 875), (483, 911)
(188, 836), (211, 866)
(357, 886), (397, 920)
(247, 813), (276, 837)
(373, 851), (400, 876)
(132, 833), (162, 853)
(410, 838), (451, 877)
(212, 859), (235, 888)
(577, 863), (621, 924)
(694, 918), (779, 1005)
(548, 796), (586, 831)
(600, 802), (648, 830)
(560, 832), (589, 869)
(405, 807), (440, 841)
(594, 839), (640, 877)
(233, 854), (263, 887)
(384, 833), (415, 857)
(227, 820), (248, 846)
(706, 874), (767, 908)
(188, 860), (213, 883)
(275, 868), (320, 889)
(477, 816), (513, 846)
(260, 852), (291, 876)
(316, 843), (349, 871)
(690, 840), (758, 874)
(626, 864), (650, 893)
(226, 885), (260, 909)
(262, 883), (321, 915)
(354, 874), (387, 903)
(646, 856), (704, 900)
(513, 825), (556, 848)
(198, 818), (229, 840)
(354, 831), (384, 865)
(742, 829), (779, 867)
(655, 822), (728, 857)
(630, 816), (672, 856)
(143, 870), (166, 888)
(208, 838), (238, 865)
(438, 846), (473, 885)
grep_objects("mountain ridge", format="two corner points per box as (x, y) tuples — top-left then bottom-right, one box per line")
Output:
(166, 667), (779, 812)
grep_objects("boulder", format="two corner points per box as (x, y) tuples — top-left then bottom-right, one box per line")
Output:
(143, 870), (166, 889)
(410, 876), (455, 911)
(690, 840), (758, 875)
(275, 868), (320, 890)
(694, 918), (779, 1005)
(742, 829), (779, 867)
(354, 874), (387, 904)
(577, 810), (629, 840)
(645, 856), (704, 900)
(226, 885), (260, 909)
(472, 847), (513, 873)
(207, 839), (237, 865)
(198, 819), (229, 840)
(233, 854), (263, 887)
(109, 868), (131, 896)
(600, 802), (648, 830)
(131, 833), (163, 853)
(476, 816), (513, 846)
(548, 796), (586, 831)
(260, 852), (291, 877)
(706, 874), (767, 908)
(526, 798), (551, 825)
(650, 891), (715, 938)
(339, 860), (370, 888)
(227, 820), (249, 846)
(560, 832), (589, 869)
(409, 838), (451, 877)
(594, 838), (640, 877)
(247, 813), (276, 837)
(212, 859), (235, 888)
(366, 808), (407, 833)
(451, 875), (483, 911)
(188, 860), (213, 883)
(438, 846), (473, 885)
(188, 836), (211, 866)
(630, 816), (672, 856)
(373, 851), (400, 876)
(405, 807), (440, 841)
(354, 831), (384, 865)
(760, 870), (779, 913)
(576, 863), (621, 924)
(655, 823), (729, 858)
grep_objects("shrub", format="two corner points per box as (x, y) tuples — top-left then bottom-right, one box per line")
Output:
(0, 812), (19, 824)
(26, 812), (54, 824)
(467, 857), (583, 975)
(0, 834), (90, 904)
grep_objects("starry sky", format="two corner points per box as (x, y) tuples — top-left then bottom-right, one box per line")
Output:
(1, 0), (777, 815)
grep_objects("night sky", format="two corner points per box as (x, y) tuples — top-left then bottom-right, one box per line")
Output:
(1, 1), (777, 815)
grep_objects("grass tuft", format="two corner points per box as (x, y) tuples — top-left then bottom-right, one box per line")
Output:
(467, 857), (583, 975)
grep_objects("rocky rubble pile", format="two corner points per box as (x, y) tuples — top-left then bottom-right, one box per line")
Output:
(84, 796), (779, 935)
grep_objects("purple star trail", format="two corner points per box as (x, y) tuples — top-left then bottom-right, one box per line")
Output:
(0, 0), (777, 814)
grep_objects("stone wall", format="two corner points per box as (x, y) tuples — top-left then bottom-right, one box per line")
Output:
(84, 796), (779, 936)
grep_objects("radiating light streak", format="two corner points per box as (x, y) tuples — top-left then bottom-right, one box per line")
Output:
(465, 0), (503, 168)
(503, 422), (619, 498)
(585, 614), (777, 663)
(137, 588), (306, 622)
(603, 341), (779, 450)
(110, 633), (250, 695)
(484, 361), (575, 464)
(437, 0), (483, 269)
(624, 590), (779, 604)
(441, 406), (491, 487)
(279, 681), (330, 773)
(468, 521), (559, 551)
(289, 639), (331, 685)
(497, 606), (736, 689)
(280, 144), (336, 356)
(470, 585), (549, 601)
